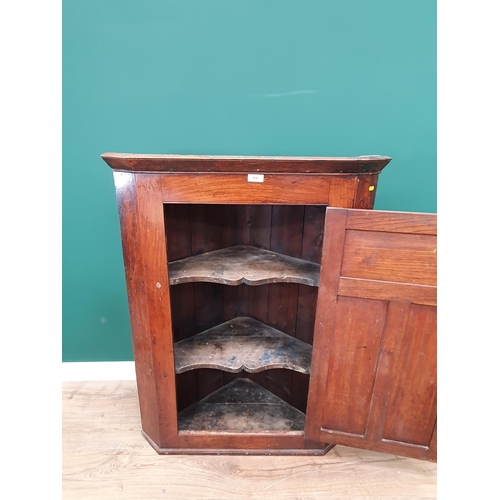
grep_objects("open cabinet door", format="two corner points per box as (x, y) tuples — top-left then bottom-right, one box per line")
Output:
(305, 207), (437, 461)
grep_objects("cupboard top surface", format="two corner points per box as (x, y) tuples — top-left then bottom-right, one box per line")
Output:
(101, 153), (391, 174)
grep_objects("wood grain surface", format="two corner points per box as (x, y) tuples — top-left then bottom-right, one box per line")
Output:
(161, 173), (333, 204)
(174, 317), (312, 375)
(102, 152), (392, 173)
(169, 245), (320, 286)
(177, 378), (305, 433)
(63, 381), (437, 500)
(307, 208), (437, 462)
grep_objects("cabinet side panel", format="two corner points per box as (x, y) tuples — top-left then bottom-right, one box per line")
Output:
(115, 172), (178, 448)
(114, 172), (161, 444)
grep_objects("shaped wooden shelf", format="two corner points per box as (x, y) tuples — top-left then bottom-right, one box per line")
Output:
(174, 317), (312, 375)
(168, 245), (320, 286)
(178, 378), (305, 433)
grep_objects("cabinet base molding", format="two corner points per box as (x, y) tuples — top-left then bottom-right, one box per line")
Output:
(142, 431), (334, 456)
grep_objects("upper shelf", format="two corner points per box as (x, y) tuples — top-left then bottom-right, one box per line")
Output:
(101, 153), (392, 174)
(168, 245), (320, 287)
(174, 316), (312, 375)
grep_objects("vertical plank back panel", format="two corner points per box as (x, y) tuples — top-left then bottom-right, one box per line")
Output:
(190, 206), (225, 400)
(265, 206), (305, 404)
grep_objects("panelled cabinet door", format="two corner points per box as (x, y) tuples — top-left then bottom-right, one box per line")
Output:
(305, 208), (437, 461)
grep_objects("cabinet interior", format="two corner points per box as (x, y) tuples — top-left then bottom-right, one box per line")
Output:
(164, 204), (326, 433)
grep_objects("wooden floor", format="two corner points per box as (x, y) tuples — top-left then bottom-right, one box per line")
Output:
(62, 381), (437, 499)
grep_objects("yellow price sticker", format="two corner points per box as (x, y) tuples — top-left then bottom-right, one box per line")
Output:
(368, 186), (375, 191)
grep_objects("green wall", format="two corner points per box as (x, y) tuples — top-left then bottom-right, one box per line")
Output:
(63, 0), (436, 361)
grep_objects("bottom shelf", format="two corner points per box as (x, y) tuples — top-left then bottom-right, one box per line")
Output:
(178, 378), (305, 433)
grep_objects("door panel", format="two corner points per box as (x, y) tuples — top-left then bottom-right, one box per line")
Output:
(381, 303), (437, 446)
(321, 297), (387, 435)
(341, 230), (437, 285)
(305, 208), (437, 461)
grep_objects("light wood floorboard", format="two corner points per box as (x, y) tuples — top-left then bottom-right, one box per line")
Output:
(62, 381), (437, 499)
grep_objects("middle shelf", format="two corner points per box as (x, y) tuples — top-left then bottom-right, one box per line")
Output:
(168, 245), (320, 286)
(174, 316), (313, 375)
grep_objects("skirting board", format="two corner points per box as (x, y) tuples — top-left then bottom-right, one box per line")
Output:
(62, 361), (136, 381)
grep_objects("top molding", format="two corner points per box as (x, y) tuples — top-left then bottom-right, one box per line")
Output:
(101, 153), (392, 174)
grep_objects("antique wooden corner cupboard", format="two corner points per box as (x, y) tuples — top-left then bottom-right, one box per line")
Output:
(102, 153), (437, 461)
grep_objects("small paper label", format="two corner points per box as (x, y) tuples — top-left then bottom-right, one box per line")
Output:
(248, 174), (264, 183)
(368, 185), (375, 191)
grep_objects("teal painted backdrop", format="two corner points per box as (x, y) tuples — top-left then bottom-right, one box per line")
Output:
(63, 0), (436, 361)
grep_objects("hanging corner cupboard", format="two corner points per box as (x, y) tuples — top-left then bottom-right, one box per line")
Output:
(102, 153), (436, 461)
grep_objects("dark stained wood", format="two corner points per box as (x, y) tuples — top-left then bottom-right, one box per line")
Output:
(354, 173), (380, 209)
(328, 176), (358, 207)
(220, 207), (250, 324)
(175, 372), (198, 413)
(113, 172), (178, 449)
(164, 207), (197, 343)
(168, 245), (320, 287)
(163, 206), (199, 411)
(380, 304), (437, 446)
(247, 205), (273, 248)
(161, 173), (332, 204)
(106, 155), (440, 459)
(321, 297), (388, 435)
(190, 204), (223, 254)
(246, 206), (273, 325)
(113, 172), (161, 444)
(360, 300), (412, 443)
(189, 205), (226, 402)
(341, 230), (437, 286)
(146, 429), (333, 454)
(338, 277), (437, 306)
(293, 205), (326, 411)
(177, 378), (305, 433)
(175, 432), (331, 454)
(306, 207), (437, 462)
(189, 205), (225, 400)
(192, 284), (225, 401)
(294, 206), (325, 347)
(346, 209), (437, 234)
(174, 317), (312, 375)
(102, 152), (391, 174)
(267, 206), (306, 407)
(316, 428), (431, 462)
(163, 204), (192, 260)
(219, 206), (243, 321)
(304, 209), (349, 443)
